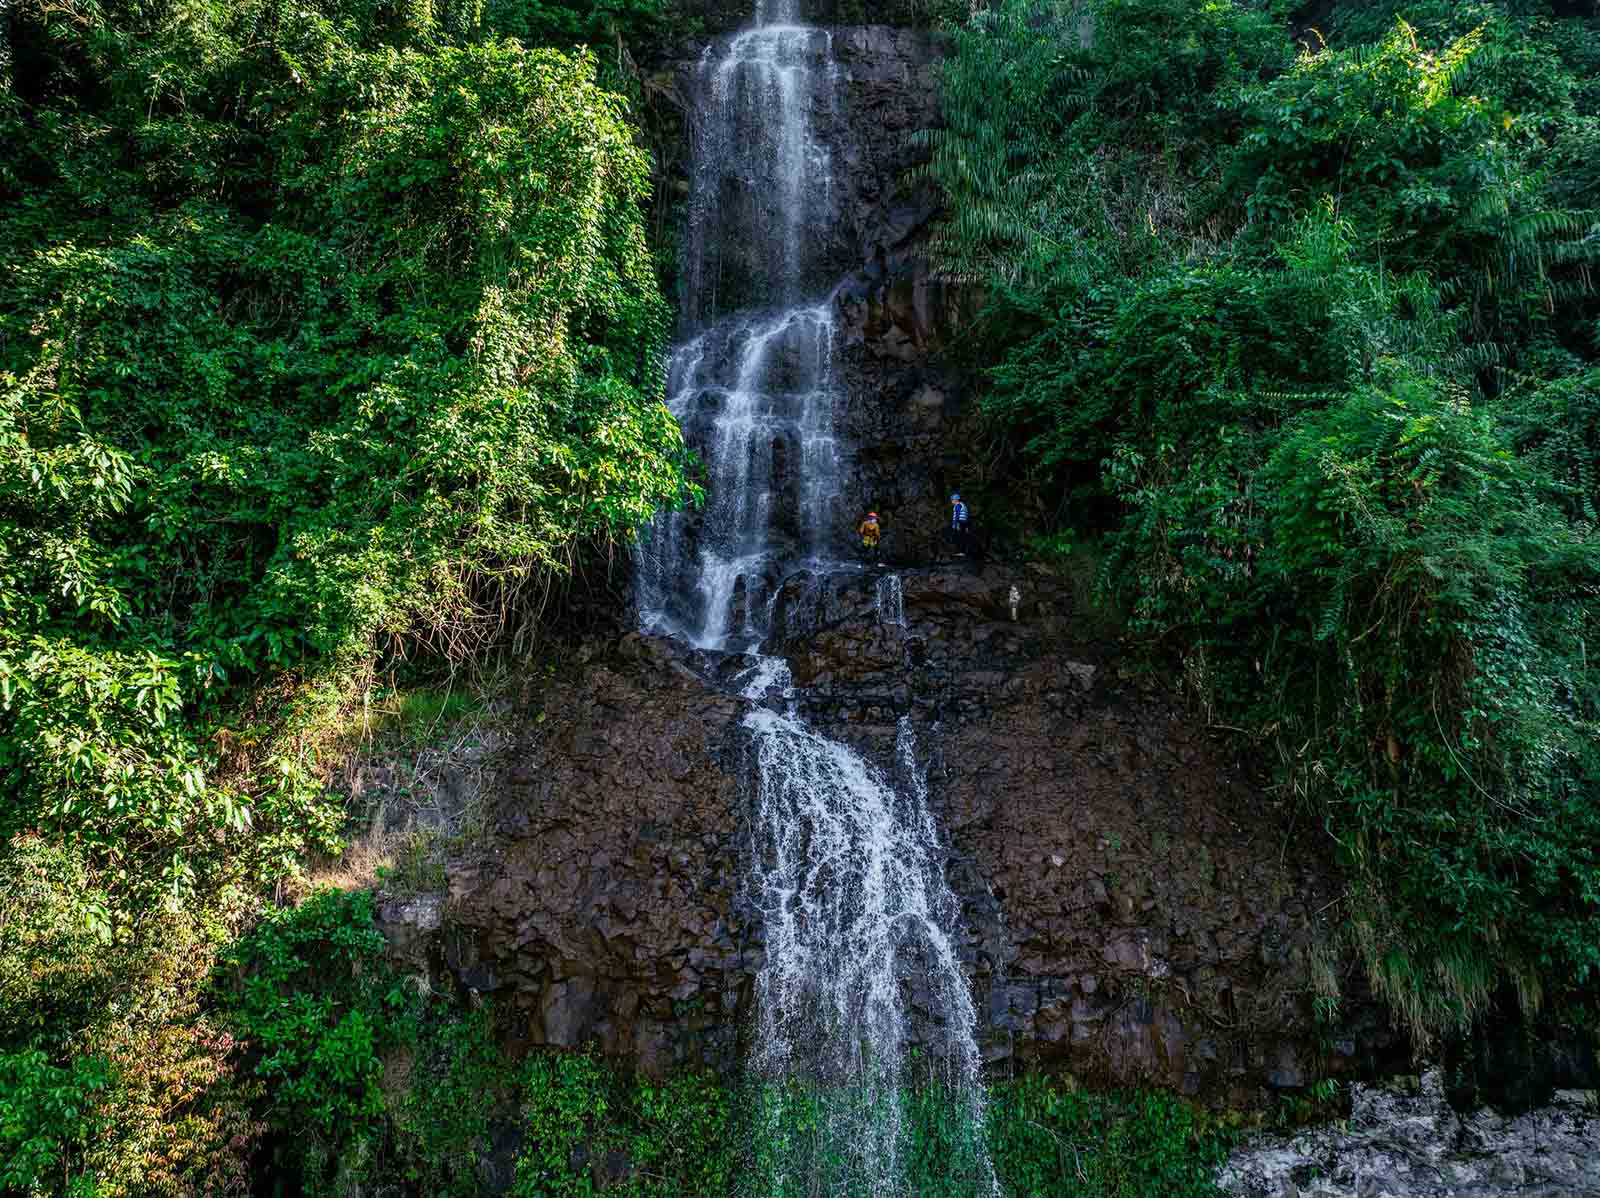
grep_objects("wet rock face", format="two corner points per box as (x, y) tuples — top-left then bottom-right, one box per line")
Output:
(828, 27), (976, 567)
(1218, 1072), (1600, 1197)
(428, 635), (752, 1074)
(415, 565), (1402, 1103)
(764, 565), (1400, 1103)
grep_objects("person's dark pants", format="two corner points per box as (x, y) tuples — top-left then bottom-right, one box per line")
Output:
(944, 525), (970, 555)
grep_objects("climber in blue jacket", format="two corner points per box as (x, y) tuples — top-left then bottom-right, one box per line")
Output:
(947, 492), (970, 558)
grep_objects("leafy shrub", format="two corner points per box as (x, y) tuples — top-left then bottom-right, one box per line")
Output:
(0, 0), (696, 915)
(215, 888), (413, 1182)
(1, 837), (262, 1197)
(482, 0), (670, 51)
(78, 1019), (262, 1198)
(514, 1054), (733, 1197)
(0, 1050), (111, 1198)
(394, 1006), (511, 1198)
(982, 1077), (1228, 1198)
(928, 0), (1600, 1041)
(0, 837), (114, 1050)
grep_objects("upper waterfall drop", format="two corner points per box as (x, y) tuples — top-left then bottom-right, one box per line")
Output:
(637, 1), (846, 651)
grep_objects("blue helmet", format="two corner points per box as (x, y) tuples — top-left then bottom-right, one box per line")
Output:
(950, 492), (961, 502)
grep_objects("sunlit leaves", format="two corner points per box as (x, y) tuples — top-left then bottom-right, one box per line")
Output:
(928, 0), (1600, 1038)
(0, 0), (693, 911)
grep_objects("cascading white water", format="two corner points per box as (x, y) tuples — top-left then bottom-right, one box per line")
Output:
(877, 573), (905, 626)
(741, 697), (995, 1195)
(640, 4), (996, 1193)
(636, 7), (844, 649)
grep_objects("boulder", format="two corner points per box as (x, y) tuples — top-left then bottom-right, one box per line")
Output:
(1218, 1071), (1600, 1197)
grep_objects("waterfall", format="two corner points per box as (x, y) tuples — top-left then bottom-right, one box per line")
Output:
(877, 573), (905, 626)
(636, 11), (844, 650)
(742, 703), (995, 1195)
(640, 4), (996, 1193)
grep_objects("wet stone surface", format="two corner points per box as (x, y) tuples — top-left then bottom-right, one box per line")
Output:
(1218, 1072), (1600, 1197)
(389, 564), (1405, 1104)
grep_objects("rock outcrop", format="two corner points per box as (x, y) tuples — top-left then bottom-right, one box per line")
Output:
(390, 564), (1403, 1103)
(769, 567), (1391, 1100)
(427, 636), (749, 1074)
(1218, 1072), (1600, 1197)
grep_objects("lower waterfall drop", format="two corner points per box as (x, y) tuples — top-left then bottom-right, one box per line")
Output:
(739, 687), (996, 1196)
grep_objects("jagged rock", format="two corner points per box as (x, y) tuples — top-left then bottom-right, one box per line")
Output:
(1218, 1071), (1600, 1197)
(431, 633), (749, 1070)
(412, 566), (1405, 1102)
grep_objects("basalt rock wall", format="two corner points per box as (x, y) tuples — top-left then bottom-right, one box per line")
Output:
(827, 26), (978, 566)
(771, 568), (1401, 1097)
(378, 23), (1406, 1106)
(394, 566), (1404, 1105)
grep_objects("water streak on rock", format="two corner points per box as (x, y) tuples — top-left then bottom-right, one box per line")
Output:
(877, 572), (905, 626)
(637, 3), (995, 1192)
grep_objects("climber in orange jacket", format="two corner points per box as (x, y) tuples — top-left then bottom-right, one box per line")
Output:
(857, 510), (882, 562)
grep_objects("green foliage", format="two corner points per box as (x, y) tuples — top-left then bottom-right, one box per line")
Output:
(1227, 13), (1594, 343)
(216, 889), (411, 1149)
(0, 0), (695, 918)
(0, 837), (114, 1048)
(514, 1053), (733, 1197)
(508, 1052), (1227, 1198)
(482, 0), (670, 52)
(0, 1050), (111, 1198)
(2, 3), (698, 1187)
(516, 1053), (613, 1196)
(920, 0), (1287, 290)
(831, 0), (969, 26)
(930, 0), (1600, 1041)
(213, 890), (545, 1197)
(982, 1077), (1229, 1197)
(394, 1006), (510, 1197)
(1257, 370), (1599, 1028)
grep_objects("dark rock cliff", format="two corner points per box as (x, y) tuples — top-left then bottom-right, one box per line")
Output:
(381, 25), (1404, 1107)
(391, 565), (1401, 1105)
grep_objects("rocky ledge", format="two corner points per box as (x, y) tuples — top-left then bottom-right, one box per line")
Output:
(383, 563), (1402, 1105)
(1218, 1072), (1600, 1197)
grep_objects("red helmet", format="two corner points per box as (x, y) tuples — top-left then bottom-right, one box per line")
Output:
(867, 512), (878, 519)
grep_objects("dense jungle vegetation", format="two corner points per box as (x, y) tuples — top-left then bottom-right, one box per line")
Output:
(2, 0), (1597, 1192)
(928, 0), (1600, 1046)
(0, 0), (697, 1189)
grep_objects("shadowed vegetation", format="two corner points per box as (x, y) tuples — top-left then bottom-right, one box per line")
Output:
(927, 0), (1600, 1045)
